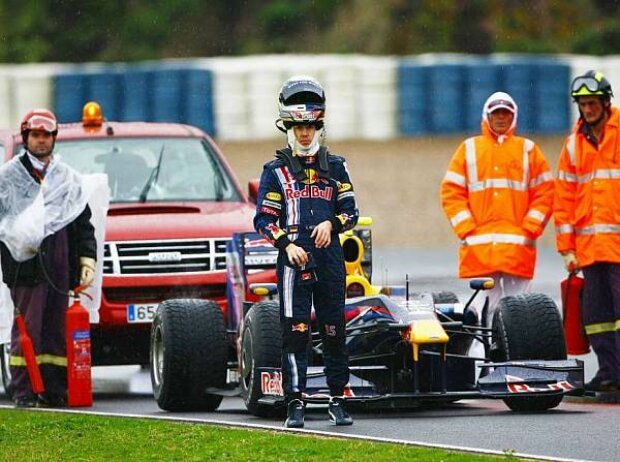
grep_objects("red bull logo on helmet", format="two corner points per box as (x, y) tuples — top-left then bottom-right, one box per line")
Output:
(285, 185), (333, 201)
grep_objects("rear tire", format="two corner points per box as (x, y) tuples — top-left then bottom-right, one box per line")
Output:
(492, 293), (566, 411)
(150, 299), (227, 411)
(240, 301), (283, 417)
(1, 343), (12, 399)
(432, 291), (459, 305)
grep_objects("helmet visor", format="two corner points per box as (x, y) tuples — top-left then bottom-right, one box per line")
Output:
(571, 76), (604, 96)
(280, 103), (325, 124)
(25, 115), (57, 133)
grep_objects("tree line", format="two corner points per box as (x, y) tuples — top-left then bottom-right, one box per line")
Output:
(0, 0), (618, 63)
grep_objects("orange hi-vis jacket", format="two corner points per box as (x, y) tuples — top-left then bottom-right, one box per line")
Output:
(441, 121), (554, 279)
(554, 106), (620, 267)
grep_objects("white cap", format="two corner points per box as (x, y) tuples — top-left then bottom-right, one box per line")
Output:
(483, 91), (517, 115)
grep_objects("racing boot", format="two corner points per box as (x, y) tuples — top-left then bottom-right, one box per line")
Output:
(328, 396), (353, 426)
(284, 399), (305, 428)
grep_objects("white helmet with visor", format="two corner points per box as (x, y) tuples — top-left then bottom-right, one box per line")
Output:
(277, 76), (326, 157)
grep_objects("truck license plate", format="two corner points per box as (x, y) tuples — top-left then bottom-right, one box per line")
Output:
(127, 303), (158, 323)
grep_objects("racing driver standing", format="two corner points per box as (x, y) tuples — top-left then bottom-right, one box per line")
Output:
(254, 76), (359, 428)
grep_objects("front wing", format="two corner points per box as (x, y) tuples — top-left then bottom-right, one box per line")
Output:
(257, 359), (584, 406)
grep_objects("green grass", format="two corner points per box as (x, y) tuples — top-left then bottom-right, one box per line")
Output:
(0, 408), (528, 462)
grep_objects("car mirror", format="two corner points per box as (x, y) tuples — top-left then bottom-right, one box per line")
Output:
(469, 278), (495, 290)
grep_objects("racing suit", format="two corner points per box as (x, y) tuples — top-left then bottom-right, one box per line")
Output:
(254, 147), (358, 400)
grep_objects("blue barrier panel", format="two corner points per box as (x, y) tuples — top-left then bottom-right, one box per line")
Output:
(429, 64), (466, 133)
(185, 68), (215, 136)
(398, 62), (429, 135)
(464, 61), (501, 133)
(88, 70), (122, 122)
(498, 61), (537, 133)
(53, 73), (88, 123)
(535, 62), (571, 134)
(151, 68), (186, 123)
(120, 68), (153, 121)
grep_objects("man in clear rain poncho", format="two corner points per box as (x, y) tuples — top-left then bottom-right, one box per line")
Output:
(0, 109), (108, 407)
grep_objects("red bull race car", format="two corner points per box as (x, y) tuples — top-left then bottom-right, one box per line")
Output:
(149, 225), (584, 414)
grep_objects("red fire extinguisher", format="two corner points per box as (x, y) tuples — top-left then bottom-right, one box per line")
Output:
(66, 286), (93, 407)
(14, 307), (45, 394)
(561, 272), (590, 356)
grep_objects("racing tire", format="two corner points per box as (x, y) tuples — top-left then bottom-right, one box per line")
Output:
(240, 301), (284, 417)
(432, 291), (459, 305)
(1, 343), (12, 399)
(491, 293), (567, 412)
(433, 291), (464, 322)
(150, 298), (227, 411)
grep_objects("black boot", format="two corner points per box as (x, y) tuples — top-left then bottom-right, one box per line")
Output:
(328, 396), (353, 426)
(13, 394), (37, 408)
(285, 399), (305, 428)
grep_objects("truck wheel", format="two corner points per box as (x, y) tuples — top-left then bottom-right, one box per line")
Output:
(240, 301), (284, 417)
(492, 293), (566, 412)
(150, 299), (227, 411)
(1, 343), (12, 399)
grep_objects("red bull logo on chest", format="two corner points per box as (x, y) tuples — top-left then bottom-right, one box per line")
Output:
(285, 185), (333, 201)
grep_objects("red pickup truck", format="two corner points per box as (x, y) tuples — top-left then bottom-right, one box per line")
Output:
(0, 103), (271, 381)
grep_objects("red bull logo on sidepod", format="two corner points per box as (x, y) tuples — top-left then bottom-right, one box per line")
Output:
(261, 371), (283, 396)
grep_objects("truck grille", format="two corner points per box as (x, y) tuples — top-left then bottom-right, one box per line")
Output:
(104, 284), (227, 303)
(102, 238), (229, 275)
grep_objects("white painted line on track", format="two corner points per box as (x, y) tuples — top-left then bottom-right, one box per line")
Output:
(0, 404), (596, 462)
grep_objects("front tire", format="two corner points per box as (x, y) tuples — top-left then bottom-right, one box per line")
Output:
(492, 293), (567, 411)
(240, 301), (283, 417)
(150, 299), (227, 411)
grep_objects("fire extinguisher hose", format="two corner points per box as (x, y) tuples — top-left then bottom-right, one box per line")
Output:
(13, 307), (45, 394)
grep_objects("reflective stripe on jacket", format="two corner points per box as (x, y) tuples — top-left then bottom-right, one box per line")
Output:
(441, 121), (554, 278)
(554, 107), (620, 266)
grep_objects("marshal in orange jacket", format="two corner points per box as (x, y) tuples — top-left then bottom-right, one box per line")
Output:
(441, 120), (554, 279)
(554, 107), (620, 267)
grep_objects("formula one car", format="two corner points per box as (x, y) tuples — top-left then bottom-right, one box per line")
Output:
(149, 225), (584, 414)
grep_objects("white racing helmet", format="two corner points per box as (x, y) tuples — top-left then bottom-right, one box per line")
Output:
(277, 76), (326, 157)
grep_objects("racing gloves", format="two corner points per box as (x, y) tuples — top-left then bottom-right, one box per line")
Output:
(79, 256), (96, 286)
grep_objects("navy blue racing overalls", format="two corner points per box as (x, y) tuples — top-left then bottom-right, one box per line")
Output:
(254, 147), (359, 400)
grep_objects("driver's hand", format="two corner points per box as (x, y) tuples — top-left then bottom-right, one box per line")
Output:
(285, 243), (308, 267)
(311, 220), (332, 248)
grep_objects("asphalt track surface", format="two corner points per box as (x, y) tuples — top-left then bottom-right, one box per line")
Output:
(1, 247), (618, 462)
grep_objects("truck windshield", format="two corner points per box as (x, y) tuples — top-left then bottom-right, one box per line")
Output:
(54, 137), (241, 203)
